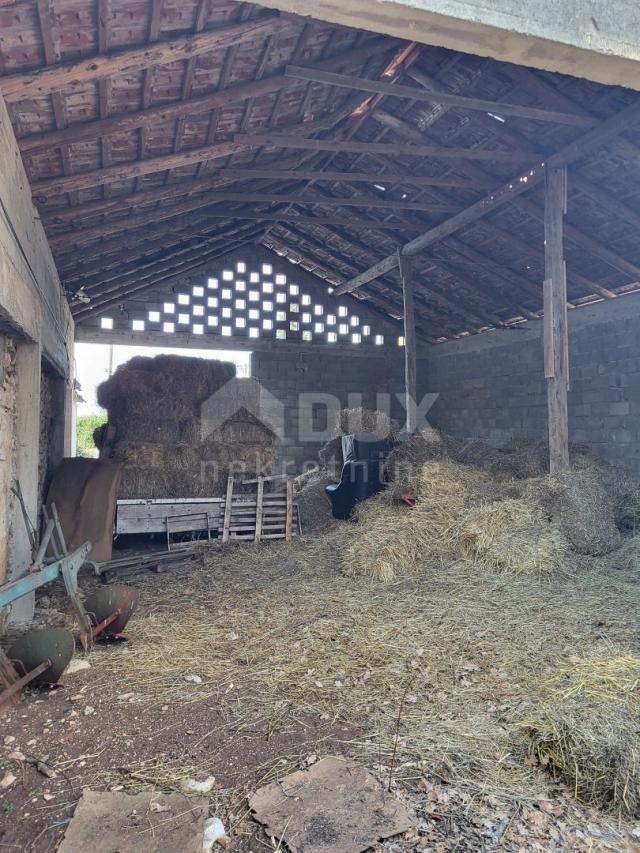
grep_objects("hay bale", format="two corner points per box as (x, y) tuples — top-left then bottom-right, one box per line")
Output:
(384, 428), (462, 483)
(335, 407), (401, 439)
(294, 469), (334, 534)
(318, 437), (343, 480)
(525, 468), (622, 556)
(461, 499), (567, 576)
(341, 498), (439, 582)
(521, 653), (640, 816)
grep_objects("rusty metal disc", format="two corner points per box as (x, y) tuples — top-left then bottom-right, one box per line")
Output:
(7, 628), (75, 685)
(84, 584), (139, 636)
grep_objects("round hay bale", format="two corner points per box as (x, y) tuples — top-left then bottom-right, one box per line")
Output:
(525, 468), (622, 556)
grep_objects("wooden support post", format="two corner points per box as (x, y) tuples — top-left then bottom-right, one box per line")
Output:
(285, 478), (294, 543)
(544, 167), (570, 473)
(255, 475), (264, 543)
(222, 475), (234, 543)
(398, 249), (417, 434)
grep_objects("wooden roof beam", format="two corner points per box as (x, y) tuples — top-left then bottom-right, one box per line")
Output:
(0, 14), (287, 101)
(333, 98), (640, 295)
(285, 65), (596, 128)
(18, 37), (395, 155)
(234, 133), (540, 163)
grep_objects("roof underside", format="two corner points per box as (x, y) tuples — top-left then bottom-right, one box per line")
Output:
(3, 0), (640, 343)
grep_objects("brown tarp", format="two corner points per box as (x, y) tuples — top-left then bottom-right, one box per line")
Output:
(46, 458), (122, 562)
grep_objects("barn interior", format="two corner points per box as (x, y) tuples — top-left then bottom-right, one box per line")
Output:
(2, 0), (640, 850)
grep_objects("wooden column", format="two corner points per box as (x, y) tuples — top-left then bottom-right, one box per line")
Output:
(398, 248), (417, 433)
(543, 167), (570, 473)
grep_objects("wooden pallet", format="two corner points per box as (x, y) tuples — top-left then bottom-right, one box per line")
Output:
(222, 475), (298, 543)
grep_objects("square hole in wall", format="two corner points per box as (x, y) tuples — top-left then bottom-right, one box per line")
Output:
(398, 336), (405, 346)
(289, 284), (299, 296)
(222, 325), (232, 336)
(339, 323), (348, 335)
(362, 325), (371, 336)
(262, 263), (273, 275)
(290, 303), (299, 313)
(314, 305), (323, 316)
(276, 292), (286, 304)
(148, 311), (160, 322)
(301, 294), (311, 306)
(351, 333), (361, 344)
(276, 273), (287, 285)
(208, 278), (218, 289)
(164, 302), (175, 314)
(262, 300), (273, 312)
(193, 304), (205, 317)
(178, 294), (190, 305)
(314, 322), (324, 333)
(327, 314), (336, 325)
(249, 291), (260, 302)
(338, 306), (348, 317)
(163, 322), (175, 333)
(250, 272), (260, 283)
(350, 315), (359, 327)
(276, 329), (286, 340)
(235, 280), (246, 291)
(302, 312), (312, 324)
(375, 334), (384, 346)
(276, 311), (286, 322)
(262, 281), (274, 293)
(237, 261), (246, 273)
(302, 330), (312, 342)
(193, 324), (204, 335)
(208, 296), (218, 308)
(235, 299), (246, 311)
(249, 308), (260, 320)
(222, 270), (234, 281)
(101, 317), (113, 330)
(178, 313), (189, 324)
(289, 320), (299, 332)
(249, 327), (259, 338)
(235, 317), (246, 329)
(222, 307), (232, 319)
(207, 316), (218, 327)
(132, 319), (145, 331)
(263, 318), (274, 330)
(221, 288), (232, 300)
(327, 331), (337, 343)
(193, 285), (204, 297)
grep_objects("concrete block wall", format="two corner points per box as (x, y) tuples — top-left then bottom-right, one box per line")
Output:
(426, 293), (640, 474)
(252, 348), (427, 472)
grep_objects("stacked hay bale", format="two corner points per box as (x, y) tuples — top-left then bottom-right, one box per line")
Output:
(97, 355), (277, 498)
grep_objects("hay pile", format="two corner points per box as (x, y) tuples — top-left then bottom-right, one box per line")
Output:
(342, 459), (568, 581)
(97, 355), (276, 498)
(521, 652), (640, 816)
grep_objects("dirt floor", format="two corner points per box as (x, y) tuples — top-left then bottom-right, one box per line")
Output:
(2, 528), (640, 852)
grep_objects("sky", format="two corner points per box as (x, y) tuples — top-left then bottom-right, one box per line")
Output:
(75, 342), (251, 417)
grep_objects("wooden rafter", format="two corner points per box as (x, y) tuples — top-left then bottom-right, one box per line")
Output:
(0, 15), (286, 101)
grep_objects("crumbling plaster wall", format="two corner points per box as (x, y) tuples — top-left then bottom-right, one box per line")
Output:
(0, 92), (74, 619)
